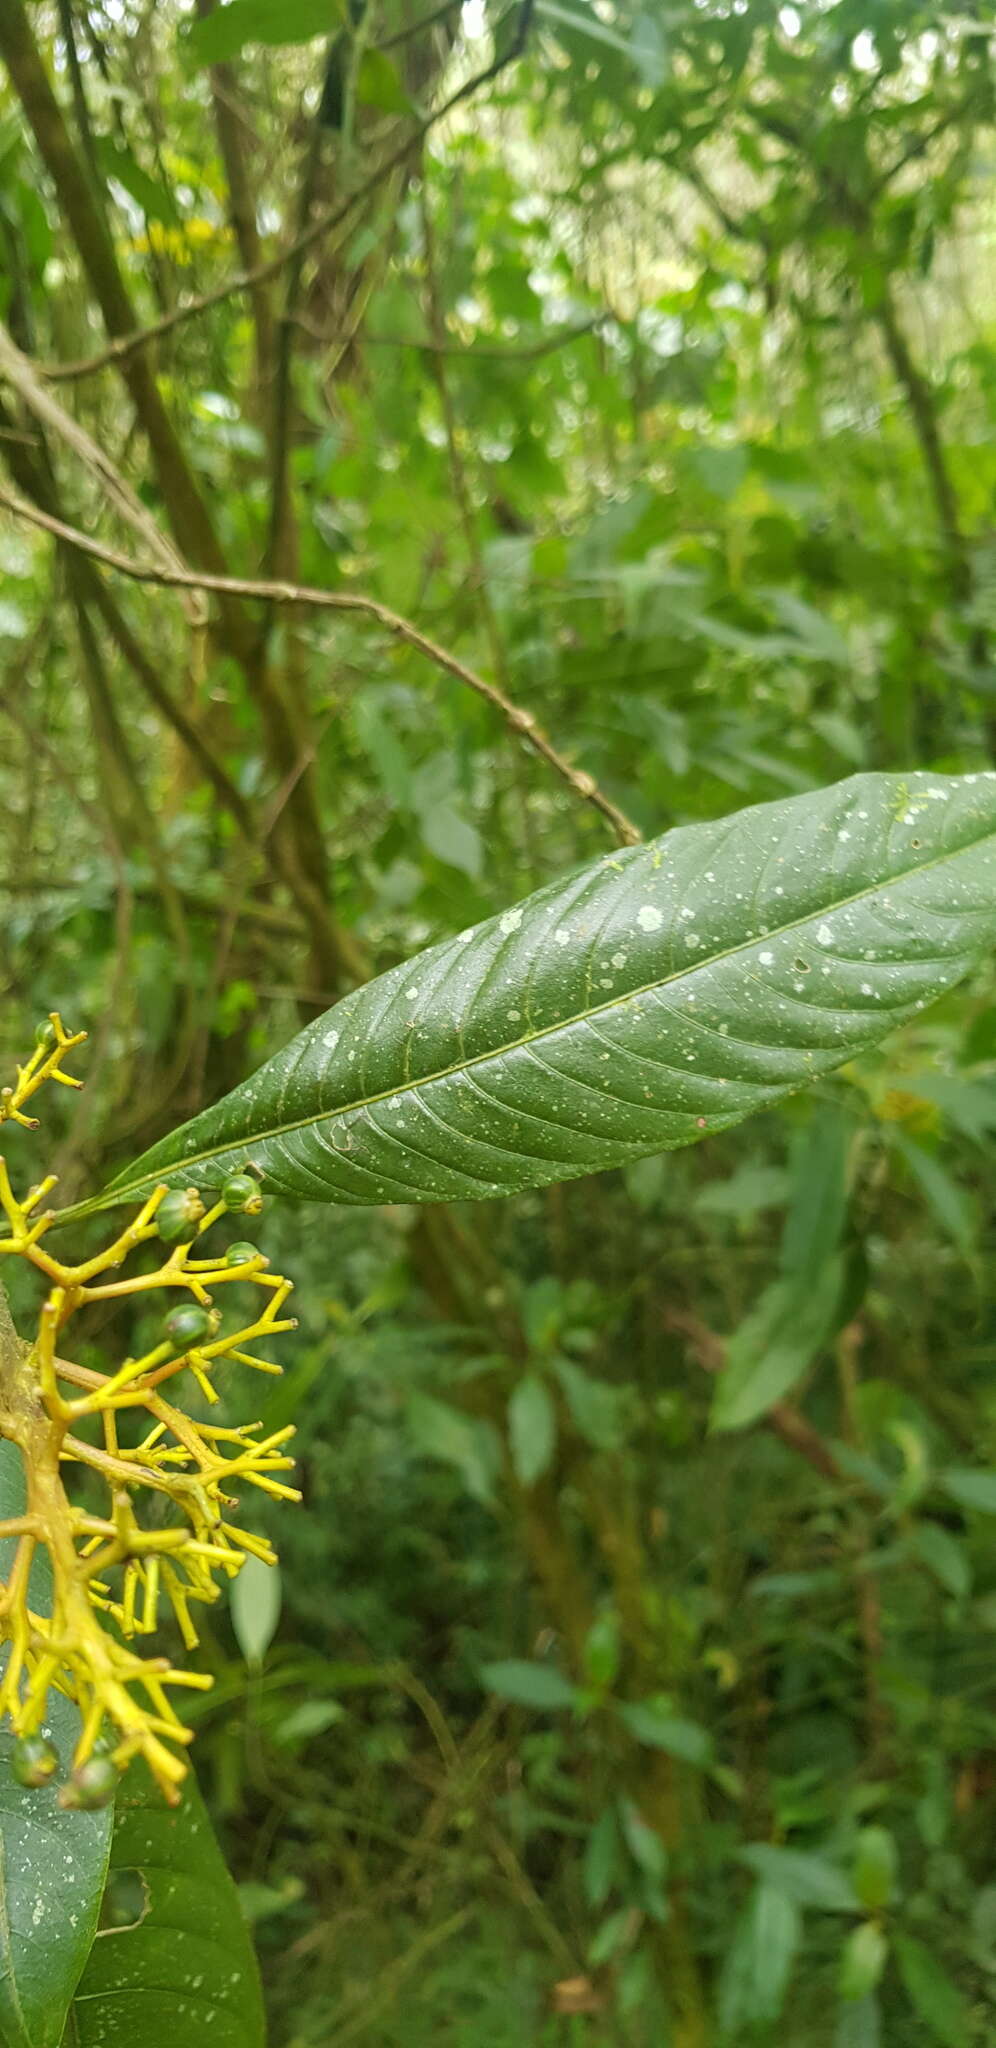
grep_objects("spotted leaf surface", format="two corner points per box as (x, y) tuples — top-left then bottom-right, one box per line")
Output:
(66, 1764), (264, 2048)
(104, 772), (996, 1210)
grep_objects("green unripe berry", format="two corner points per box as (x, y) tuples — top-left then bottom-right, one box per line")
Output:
(60, 1756), (119, 1811)
(225, 1241), (259, 1267)
(34, 1019), (57, 1051)
(221, 1172), (262, 1214)
(163, 1303), (214, 1349)
(156, 1188), (205, 1243)
(10, 1734), (59, 1788)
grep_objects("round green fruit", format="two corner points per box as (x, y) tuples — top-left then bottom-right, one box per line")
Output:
(163, 1303), (214, 1348)
(221, 1173), (262, 1214)
(11, 1734), (59, 1788)
(156, 1188), (205, 1243)
(61, 1756), (118, 1811)
(225, 1241), (259, 1267)
(34, 1019), (57, 1051)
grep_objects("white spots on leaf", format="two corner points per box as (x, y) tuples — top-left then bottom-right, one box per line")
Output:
(500, 907), (523, 935)
(507, 1009), (521, 1022)
(553, 926), (570, 947)
(837, 829), (851, 842)
(637, 905), (663, 932)
(322, 1028), (339, 1052)
(611, 951), (627, 968)
(405, 987), (419, 1001)
(457, 929), (474, 945)
(758, 950), (774, 966)
(817, 924), (833, 946)
(684, 933), (702, 950)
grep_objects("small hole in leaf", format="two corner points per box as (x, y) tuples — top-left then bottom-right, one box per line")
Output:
(910, 838), (921, 848)
(793, 958), (811, 973)
(97, 1867), (150, 1934)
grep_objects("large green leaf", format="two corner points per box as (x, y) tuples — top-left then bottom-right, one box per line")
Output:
(184, 0), (340, 65)
(66, 1765), (265, 2048)
(0, 1406), (112, 2048)
(93, 772), (996, 1214)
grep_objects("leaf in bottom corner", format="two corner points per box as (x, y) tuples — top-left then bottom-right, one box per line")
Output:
(67, 1763), (265, 2048)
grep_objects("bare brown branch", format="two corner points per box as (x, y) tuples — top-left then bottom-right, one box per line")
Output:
(0, 485), (639, 846)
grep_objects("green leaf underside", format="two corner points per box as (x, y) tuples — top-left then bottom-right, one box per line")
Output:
(102, 772), (996, 1213)
(0, 1436), (111, 2048)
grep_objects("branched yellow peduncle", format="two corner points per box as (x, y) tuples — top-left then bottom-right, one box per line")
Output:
(0, 1017), (299, 1805)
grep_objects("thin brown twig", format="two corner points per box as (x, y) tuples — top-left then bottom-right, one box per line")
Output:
(0, 485), (640, 845)
(37, 11), (538, 387)
(289, 311), (605, 359)
(0, 320), (205, 626)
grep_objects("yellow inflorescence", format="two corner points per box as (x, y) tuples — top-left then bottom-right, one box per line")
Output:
(0, 1017), (299, 1803)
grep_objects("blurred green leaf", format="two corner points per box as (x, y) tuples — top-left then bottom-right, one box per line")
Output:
(839, 1923), (888, 2002)
(617, 1702), (713, 1766)
(507, 1373), (557, 1487)
(939, 1468), (996, 1514)
(851, 1827), (897, 1913)
(230, 1554), (282, 1668)
(738, 1845), (858, 1914)
(893, 1933), (970, 2047)
(406, 1395), (500, 1505)
(719, 1882), (801, 2034)
(480, 1661), (579, 1711)
(710, 1256), (844, 1432)
(185, 0), (337, 62)
(583, 1612), (621, 1690)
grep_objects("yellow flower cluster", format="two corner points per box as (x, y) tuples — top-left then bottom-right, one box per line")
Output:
(0, 1018), (298, 1803)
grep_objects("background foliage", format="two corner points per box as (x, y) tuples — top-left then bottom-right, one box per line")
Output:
(2, 2), (996, 2043)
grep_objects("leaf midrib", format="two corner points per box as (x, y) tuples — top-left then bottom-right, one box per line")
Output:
(97, 817), (996, 1200)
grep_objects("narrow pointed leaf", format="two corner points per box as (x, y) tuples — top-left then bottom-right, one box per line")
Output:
(95, 772), (996, 1214)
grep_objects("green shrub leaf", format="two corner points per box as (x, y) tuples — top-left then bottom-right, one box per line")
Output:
(617, 1702), (713, 1765)
(893, 1932), (969, 2047)
(67, 1764), (265, 2048)
(480, 1661), (579, 1710)
(98, 772), (996, 1215)
(183, 0), (337, 65)
(507, 1375), (557, 1487)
